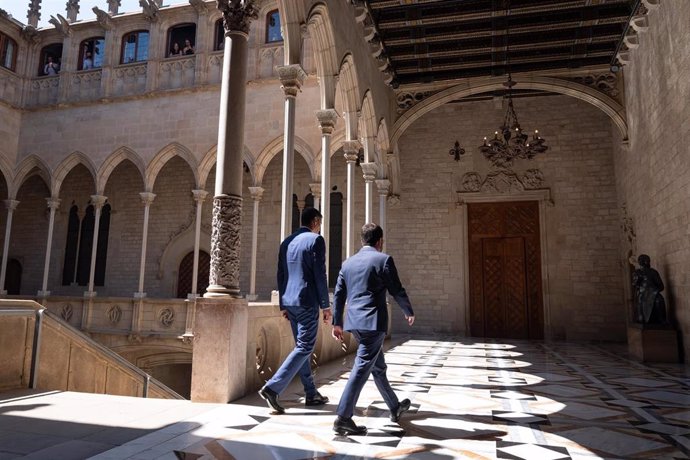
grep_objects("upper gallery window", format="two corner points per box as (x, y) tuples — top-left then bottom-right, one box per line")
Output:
(79, 37), (105, 70)
(167, 23), (197, 57)
(0, 32), (17, 71)
(121, 30), (149, 64)
(39, 43), (63, 76)
(266, 10), (282, 43)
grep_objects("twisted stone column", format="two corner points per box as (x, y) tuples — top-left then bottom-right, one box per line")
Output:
(38, 197), (61, 297)
(277, 64), (307, 240)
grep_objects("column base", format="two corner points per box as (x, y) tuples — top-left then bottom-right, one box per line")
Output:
(187, 293), (201, 300)
(37, 290), (51, 298)
(190, 297), (249, 403)
(83, 291), (97, 298)
(246, 294), (258, 301)
(134, 292), (147, 299)
(204, 284), (241, 298)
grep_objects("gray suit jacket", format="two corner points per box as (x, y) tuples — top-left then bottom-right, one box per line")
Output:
(333, 246), (414, 332)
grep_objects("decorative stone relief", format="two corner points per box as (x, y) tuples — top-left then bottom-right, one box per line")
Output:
(395, 90), (436, 113)
(21, 26), (41, 46)
(460, 168), (547, 194)
(347, 0), (397, 87)
(571, 73), (620, 100)
(158, 307), (175, 327)
(217, 0), (258, 35)
(115, 64), (147, 79)
(615, 1), (658, 67)
(107, 304), (122, 325)
(256, 327), (267, 375)
(188, 0), (208, 15)
(209, 194), (242, 293)
(60, 303), (73, 322)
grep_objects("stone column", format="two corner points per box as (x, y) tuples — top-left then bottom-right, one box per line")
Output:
(107, 0), (120, 15)
(38, 198), (61, 297)
(85, 195), (107, 297)
(192, 0), (256, 404)
(247, 186), (264, 301)
(135, 192), (155, 298)
(277, 64), (306, 240)
(316, 109), (338, 263)
(65, 0), (79, 22)
(376, 179), (390, 240)
(343, 140), (360, 258)
(309, 183), (321, 211)
(205, 0), (257, 298)
(360, 162), (377, 224)
(190, 189), (208, 298)
(27, 0), (41, 28)
(0, 200), (19, 295)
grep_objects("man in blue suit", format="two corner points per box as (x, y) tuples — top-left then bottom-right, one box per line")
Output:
(332, 223), (415, 435)
(258, 207), (332, 413)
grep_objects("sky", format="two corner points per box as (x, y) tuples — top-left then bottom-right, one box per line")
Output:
(2, 0), (152, 28)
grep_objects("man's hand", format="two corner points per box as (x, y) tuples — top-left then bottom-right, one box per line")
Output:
(281, 310), (289, 320)
(332, 325), (344, 341)
(406, 315), (415, 326)
(322, 308), (332, 324)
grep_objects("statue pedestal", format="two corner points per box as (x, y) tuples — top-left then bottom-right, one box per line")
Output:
(627, 323), (679, 363)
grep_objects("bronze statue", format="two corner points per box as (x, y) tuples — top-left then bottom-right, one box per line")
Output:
(632, 254), (667, 324)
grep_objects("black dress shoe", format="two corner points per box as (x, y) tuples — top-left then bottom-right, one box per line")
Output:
(333, 416), (367, 436)
(305, 392), (329, 406)
(390, 398), (410, 422)
(258, 386), (285, 414)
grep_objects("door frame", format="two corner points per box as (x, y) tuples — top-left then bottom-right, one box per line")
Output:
(456, 189), (553, 339)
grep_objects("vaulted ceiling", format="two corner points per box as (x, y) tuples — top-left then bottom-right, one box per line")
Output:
(364, 0), (638, 87)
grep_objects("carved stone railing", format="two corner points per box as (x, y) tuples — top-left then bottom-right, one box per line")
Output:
(69, 68), (103, 102)
(0, 66), (21, 106)
(158, 55), (195, 91)
(112, 62), (147, 97)
(207, 51), (224, 85)
(27, 75), (60, 106)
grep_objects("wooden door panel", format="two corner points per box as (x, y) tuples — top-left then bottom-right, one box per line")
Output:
(482, 238), (504, 338)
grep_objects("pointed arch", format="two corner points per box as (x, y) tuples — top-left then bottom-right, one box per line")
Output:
(254, 135), (317, 185)
(337, 53), (361, 116)
(52, 152), (97, 197)
(12, 155), (52, 198)
(145, 142), (199, 191)
(0, 152), (13, 192)
(306, 3), (339, 108)
(198, 144), (255, 190)
(375, 118), (390, 179)
(391, 75), (628, 145)
(97, 146), (146, 193)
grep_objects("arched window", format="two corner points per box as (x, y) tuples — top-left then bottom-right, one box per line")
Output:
(329, 190), (343, 287)
(39, 43), (63, 76)
(62, 204), (80, 285)
(121, 30), (149, 64)
(214, 19), (224, 51)
(167, 23), (196, 57)
(79, 37), (105, 70)
(266, 9), (282, 43)
(0, 32), (17, 71)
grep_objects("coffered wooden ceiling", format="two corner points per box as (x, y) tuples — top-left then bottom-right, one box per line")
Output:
(364, 0), (638, 86)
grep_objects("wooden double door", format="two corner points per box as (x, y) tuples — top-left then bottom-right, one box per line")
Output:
(468, 201), (544, 339)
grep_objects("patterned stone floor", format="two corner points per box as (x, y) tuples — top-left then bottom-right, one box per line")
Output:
(95, 338), (690, 460)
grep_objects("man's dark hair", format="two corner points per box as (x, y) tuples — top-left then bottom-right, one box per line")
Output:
(361, 223), (383, 246)
(301, 207), (322, 227)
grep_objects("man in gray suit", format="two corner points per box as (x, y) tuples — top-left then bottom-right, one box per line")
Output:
(332, 223), (415, 435)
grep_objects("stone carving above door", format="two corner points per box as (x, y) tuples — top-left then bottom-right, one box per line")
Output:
(460, 168), (545, 194)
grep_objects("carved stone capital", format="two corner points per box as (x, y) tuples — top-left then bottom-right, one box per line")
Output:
(216, 0), (258, 36)
(360, 162), (378, 182)
(277, 65), (307, 98)
(192, 189), (209, 203)
(189, 0), (208, 14)
(21, 26), (41, 45)
(375, 179), (390, 196)
(90, 195), (107, 209)
(139, 192), (156, 206)
(315, 109), (338, 135)
(46, 197), (61, 210)
(248, 186), (264, 201)
(309, 183), (321, 198)
(207, 194), (242, 297)
(4, 199), (19, 212)
(343, 140), (361, 157)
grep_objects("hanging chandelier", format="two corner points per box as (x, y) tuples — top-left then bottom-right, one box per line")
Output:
(479, 3), (547, 169)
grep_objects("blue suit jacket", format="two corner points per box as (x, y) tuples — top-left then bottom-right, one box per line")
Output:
(277, 227), (330, 310)
(333, 246), (414, 332)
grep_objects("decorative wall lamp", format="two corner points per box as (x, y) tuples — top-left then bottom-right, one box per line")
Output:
(449, 140), (465, 162)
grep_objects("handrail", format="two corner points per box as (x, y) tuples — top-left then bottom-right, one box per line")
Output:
(0, 300), (184, 399)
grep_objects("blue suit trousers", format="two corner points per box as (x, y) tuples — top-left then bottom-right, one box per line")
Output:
(336, 330), (399, 419)
(265, 304), (318, 397)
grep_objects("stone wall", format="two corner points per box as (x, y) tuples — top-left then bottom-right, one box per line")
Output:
(390, 94), (625, 340)
(613, 2), (690, 361)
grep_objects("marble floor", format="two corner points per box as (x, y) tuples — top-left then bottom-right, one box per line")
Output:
(1, 337), (689, 459)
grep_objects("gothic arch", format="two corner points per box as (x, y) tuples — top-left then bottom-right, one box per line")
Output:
(306, 3), (339, 108)
(254, 135), (317, 185)
(337, 53), (361, 116)
(11, 155), (51, 199)
(145, 142), (199, 191)
(198, 144), (255, 189)
(97, 146), (146, 193)
(51, 151), (97, 197)
(0, 151), (13, 192)
(376, 118), (390, 179)
(391, 76), (628, 145)
(358, 90), (379, 164)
